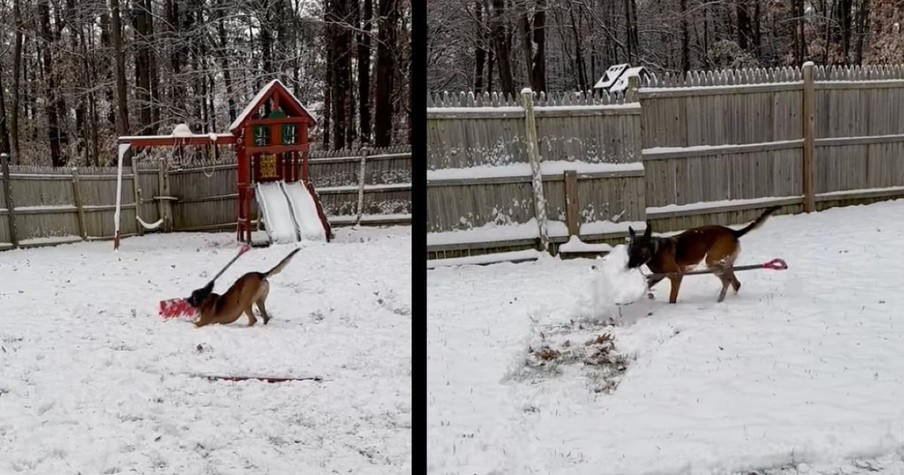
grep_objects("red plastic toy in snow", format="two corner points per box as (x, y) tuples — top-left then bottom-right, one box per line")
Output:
(158, 244), (251, 319)
(159, 298), (197, 319)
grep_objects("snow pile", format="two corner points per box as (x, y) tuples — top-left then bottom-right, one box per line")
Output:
(583, 245), (648, 323)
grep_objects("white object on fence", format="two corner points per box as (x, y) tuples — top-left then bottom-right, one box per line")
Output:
(113, 143), (130, 251)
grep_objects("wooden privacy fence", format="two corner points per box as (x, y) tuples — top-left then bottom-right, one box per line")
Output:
(0, 146), (411, 251)
(427, 83), (646, 258)
(427, 62), (904, 260)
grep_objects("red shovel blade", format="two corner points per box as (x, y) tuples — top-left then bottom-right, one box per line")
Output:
(762, 258), (788, 270)
(159, 298), (196, 319)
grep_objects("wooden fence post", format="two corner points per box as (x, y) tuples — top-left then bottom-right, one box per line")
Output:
(626, 75), (640, 102)
(157, 159), (173, 232)
(802, 61), (816, 213)
(564, 170), (580, 236)
(521, 88), (549, 252)
(356, 147), (369, 225)
(131, 158), (143, 236)
(0, 153), (18, 248)
(71, 167), (87, 240)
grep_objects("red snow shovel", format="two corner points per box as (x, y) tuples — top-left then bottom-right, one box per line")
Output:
(645, 258), (788, 280)
(159, 244), (252, 319)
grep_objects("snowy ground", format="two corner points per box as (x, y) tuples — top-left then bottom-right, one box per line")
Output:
(0, 226), (411, 474)
(428, 200), (904, 474)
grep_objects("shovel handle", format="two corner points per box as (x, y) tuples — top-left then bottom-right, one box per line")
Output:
(646, 258), (788, 280)
(208, 244), (251, 284)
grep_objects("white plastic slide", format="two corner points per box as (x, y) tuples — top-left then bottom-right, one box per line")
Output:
(255, 182), (299, 244)
(281, 181), (327, 242)
(255, 181), (328, 244)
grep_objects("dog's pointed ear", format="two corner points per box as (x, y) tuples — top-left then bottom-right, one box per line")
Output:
(643, 223), (652, 238)
(628, 226), (636, 239)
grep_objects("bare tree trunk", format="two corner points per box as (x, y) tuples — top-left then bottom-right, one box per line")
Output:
(326, 0), (352, 148)
(374, 0), (398, 146)
(680, 0), (689, 73)
(38, 0), (64, 166)
(854, 0), (870, 64)
(110, 0), (132, 164)
(100, 11), (117, 128)
(532, 0), (546, 92)
(215, 0), (237, 122)
(134, 0), (153, 134)
(568, 8), (587, 91)
(474, 0), (486, 92)
(754, 0), (762, 56)
(86, 24), (100, 166)
(66, 0), (87, 164)
(165, 0), (185, 118)
(624, 0), (639, 63)
(487, 48), (495, 92)
(0, 68), (10, 155)
(488, 0), (515, 95)
(322, 66), (332, 148)
(358, 0), (373, 142)
(148, 0), (160, 131)
(518, 12), (533, 87)
(836, 0), (853, 62)
(703, 1), (710, 66)
(11, 0), (23, 161)
(736, 1), (752, 52)
(823, 0), (830, 64)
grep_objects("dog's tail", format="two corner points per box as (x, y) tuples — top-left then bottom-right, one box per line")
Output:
(732, 206), (779, 238)
(263, 248), (301, 279)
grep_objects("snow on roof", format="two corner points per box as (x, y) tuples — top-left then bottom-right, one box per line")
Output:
(609, 66), (647, 93)
(118, 133), (234, 142)
(593, 64), (629, 89)
(228, 79), (317, 132)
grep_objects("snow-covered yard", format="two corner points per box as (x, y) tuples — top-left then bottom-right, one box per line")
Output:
(0, 226), (411, 474)
(428, 200), (904, 474)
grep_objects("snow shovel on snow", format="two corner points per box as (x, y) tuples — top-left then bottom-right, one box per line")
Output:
(159, 244), (252, 319)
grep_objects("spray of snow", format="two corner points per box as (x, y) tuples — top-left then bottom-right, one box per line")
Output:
(580, 245), (648, 322)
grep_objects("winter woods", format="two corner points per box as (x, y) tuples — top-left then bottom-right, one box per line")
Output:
(0, 0), (411, 167)
(428, 0), (899, 94)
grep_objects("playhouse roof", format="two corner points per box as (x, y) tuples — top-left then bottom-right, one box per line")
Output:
(228, 79), (317, 132)
(593, 64), (629, 89)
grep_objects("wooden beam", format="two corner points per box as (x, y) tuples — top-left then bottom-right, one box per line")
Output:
(802, 61), (816, 213)
(564, 170), (580, 236)
(71, 167), (87, 240)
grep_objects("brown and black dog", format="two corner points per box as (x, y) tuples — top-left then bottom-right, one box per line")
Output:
(186, 248), (300, 327)
(626, 207), (778, 304)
